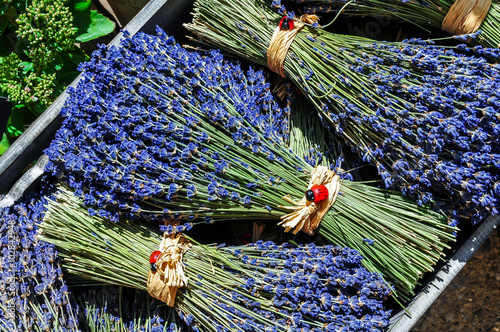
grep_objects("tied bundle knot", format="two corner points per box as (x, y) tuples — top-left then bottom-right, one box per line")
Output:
(442, 0), (491, 36)
(267, 14), (320, 78)
(147, 232), (192, 306)
(278, 166), (341, 235)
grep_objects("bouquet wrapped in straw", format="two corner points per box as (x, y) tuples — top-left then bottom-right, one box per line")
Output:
(184, 0), (500, 225)
(297, 0), (500, 50)
(0, 180), (78, 331)
(40, 187), (393, 332)
(44, 28), (456, 297)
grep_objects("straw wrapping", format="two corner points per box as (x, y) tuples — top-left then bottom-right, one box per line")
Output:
(266, 14), (319, 78)
(147, 233), (192, 306)
(442, 0), (492, 35)
(279, 166), (341, 235)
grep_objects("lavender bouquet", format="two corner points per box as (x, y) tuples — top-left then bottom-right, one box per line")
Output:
(0, 180), (78, 331)
(44, 29), (455, 297)
(184, 0), (500, 225)
(297, 0), (500, 50)
(40, 187), (393, 332)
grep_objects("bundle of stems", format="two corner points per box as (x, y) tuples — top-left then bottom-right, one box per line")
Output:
(297, 0), (500, 49)
(289, 95), (343, 169)
(287, 94), (374, 181)
(44, 29), (456, 297)
(40, 187), (393, 331)
(185, 0), (500, 225)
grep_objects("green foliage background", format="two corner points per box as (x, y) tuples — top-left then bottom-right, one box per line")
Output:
(0, 0), (115, 154)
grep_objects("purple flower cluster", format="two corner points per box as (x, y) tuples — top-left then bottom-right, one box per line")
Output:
(202, 241), (392, 331)
(74, 285), (183, 331)
(44, 27), (298, 225)
(296, 36), (500, 224)
(0, 179), (78, 331)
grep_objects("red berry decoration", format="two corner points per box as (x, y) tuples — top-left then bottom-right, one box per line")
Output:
(279, 17), (294, 30)
(305, 185), (329, 204)
(149, 250), (162, 272)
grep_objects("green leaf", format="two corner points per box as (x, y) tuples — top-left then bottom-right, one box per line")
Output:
(65, 48), (88, 65)
(5, 5), (17, 21)
(29, 102), (47, 116)
(75, 11), (115, 43)
(0, 132), (9, 155)
(52, 49), (85, 86)
(0, 4), (8, 15)
(19, 61), (34, 74)
(6, 123), (23, 136)
(12, 0), (29, 12)
(57, 70), (79, 86)
(52, 54), (64, 71)
(0, 15), (7, 35)
(68, 0), (92, 12)
(0, 33), (14, 56)
(70, 0), (93, 41)
(74, 0), (92, 12)
(7, 107), (36, 137)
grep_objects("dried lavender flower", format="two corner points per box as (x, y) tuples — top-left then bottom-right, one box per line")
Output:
(0, 178), (78, 331)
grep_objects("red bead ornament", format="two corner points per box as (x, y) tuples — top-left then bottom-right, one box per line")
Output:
(149, 250), (162, 272)
(279, 16), (294, 30)
(305, 185), (329, 204)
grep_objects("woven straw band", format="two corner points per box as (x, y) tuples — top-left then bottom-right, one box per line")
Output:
(442, 0), (492, 35)
(267, 14), (319, 78)
(147, 232), (192, 306)
(278, 166), (341, 235)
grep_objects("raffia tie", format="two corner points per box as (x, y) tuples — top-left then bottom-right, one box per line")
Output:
(278, 166), (341, 235)
(442, 0), (492, 35)
(267, 14), (320, 78)
(146, 232), (192, 307)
